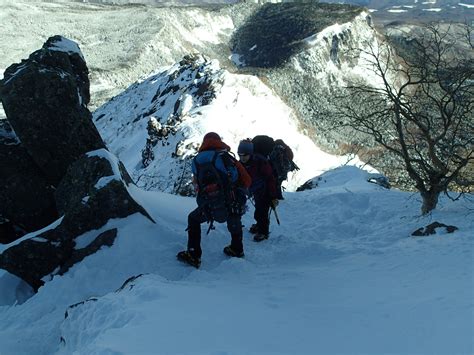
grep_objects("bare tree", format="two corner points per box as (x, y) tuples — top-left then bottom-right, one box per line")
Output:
(333, 23), (473, 214)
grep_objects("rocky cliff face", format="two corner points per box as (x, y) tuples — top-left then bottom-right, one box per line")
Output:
(0, 149), (155, 291)
(0, 37), (155, 290)
(0, 35), (105, 185)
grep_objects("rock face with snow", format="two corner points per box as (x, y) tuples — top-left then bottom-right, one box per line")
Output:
(0, 36), (156, 288)
(55, 149), (153, 227)
(0, 120), (58, 244)
(0, 35), (105, 185)
(0, 149), (154, 291)
(94, 54), (225, 195)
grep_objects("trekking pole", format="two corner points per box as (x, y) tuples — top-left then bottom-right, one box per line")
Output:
(271, 206), (280, 225)
(248, 195), (255, 207)
(206, 219), (215, 235)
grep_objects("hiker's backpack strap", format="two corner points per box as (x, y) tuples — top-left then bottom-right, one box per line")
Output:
(215, 151), (238, 184)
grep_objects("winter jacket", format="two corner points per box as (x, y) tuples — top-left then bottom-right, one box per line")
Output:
(242, 154), (277, 200)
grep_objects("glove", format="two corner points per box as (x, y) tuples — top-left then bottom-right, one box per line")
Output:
(271, 199), (279, 208)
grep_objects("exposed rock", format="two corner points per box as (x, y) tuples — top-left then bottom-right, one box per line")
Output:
(296, 177), (320, 192)
(0, 217), (18, 245)
(0, 229), (72, 291)
(412, 222), (458, 237)
(58, 228), (118, 276)
(0, 228), (117, 293)
(56, 150), (154, 234)
(117, 274), (145, 292)
(0, 142), (58, 243)
(0, 35), (105, 185)
(0, 149), (154, 291)
(94, 54), (219, 195)
(367, 176), (391, 189)
(65, 297), (99, 320)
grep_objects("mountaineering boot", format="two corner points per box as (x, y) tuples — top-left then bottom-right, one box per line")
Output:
(253, 233), (269, 242)
(249, 224), (259, 234)
(223, 245), (244, 258)
(176, 250), (201, 268)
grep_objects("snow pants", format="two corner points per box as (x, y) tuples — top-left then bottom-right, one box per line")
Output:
(254, 195), (272, 235)
(187, 207), (243, 258)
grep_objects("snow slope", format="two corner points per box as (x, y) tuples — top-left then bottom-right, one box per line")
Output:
(0, 166), (472, 354)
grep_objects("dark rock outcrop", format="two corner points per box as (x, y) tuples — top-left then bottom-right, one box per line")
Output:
(296, 177), (320, 192)
(0, 35), (105, 185)
(0, 142), (58, 243)
(55, 149), (153, 231)
(412, 222), (458, 237)
(0, 149), (154, 291)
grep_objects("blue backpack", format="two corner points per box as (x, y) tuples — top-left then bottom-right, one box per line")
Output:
(193, 150), (238, 224)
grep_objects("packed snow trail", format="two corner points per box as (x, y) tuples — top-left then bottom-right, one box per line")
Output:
(1, 167), (472, 354)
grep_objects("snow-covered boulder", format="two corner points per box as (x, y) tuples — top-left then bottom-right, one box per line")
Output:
(55, 149), (153, 226)
(0, 149), (154, 292)
(297, 165), (390, 192)
(0, 35), (105, 185)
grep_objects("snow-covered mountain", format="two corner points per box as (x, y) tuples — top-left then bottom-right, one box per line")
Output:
(0, 1), (381, 153)
(322, 0), (474, 24)
(4, 0), (466, 157)
(93, 54), (370, 194)
(0, 0), (237, 111)
(0, 1), (473, 354)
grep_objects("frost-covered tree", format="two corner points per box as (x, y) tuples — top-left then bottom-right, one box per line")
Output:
(334, 23), (473, 214)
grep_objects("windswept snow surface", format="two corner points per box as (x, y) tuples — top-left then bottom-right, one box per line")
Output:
(0, 167), (473, 354)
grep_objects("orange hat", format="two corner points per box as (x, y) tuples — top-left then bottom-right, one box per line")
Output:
(203, 132), (221, 141)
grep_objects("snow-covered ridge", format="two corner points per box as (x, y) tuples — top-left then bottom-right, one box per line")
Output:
(94, 54), (371, 195)
(291, 11), (382, 91)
